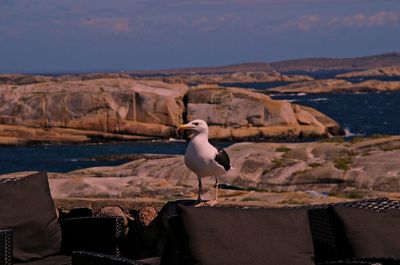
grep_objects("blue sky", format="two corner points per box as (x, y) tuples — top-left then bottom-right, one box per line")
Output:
(0, 0), (399, 73)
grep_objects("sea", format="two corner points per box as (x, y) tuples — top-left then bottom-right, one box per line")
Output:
(1, 71), (400, 174)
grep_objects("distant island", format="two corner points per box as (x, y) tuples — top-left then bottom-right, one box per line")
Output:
(127, 52), (400, 76)
(271, 52), (400, 72)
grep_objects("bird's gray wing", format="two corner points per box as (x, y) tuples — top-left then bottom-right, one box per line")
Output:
(214, 149), (231, 171)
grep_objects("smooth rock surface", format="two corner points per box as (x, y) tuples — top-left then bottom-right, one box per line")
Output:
(11, 136), (396, 202)
(187, 86), (340, 139)
(0, 78), (188, 143)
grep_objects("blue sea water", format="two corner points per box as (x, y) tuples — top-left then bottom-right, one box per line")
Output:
(271, 91), (400, 137)
(0, 141), (231, 174)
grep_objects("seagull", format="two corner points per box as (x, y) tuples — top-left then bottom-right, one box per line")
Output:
(178, 119), (231, 206)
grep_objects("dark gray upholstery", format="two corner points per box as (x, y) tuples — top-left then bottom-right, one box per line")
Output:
(15, 255), (71, 265)
(175, 205), (315, 265)
(332, 206), (400, 259)
(0, 172), (61, 262)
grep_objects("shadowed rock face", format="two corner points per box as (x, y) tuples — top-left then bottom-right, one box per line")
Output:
(0, 77), (340, 144)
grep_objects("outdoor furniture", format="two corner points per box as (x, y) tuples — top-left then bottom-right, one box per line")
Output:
(72, 198), (400, 265)
(308, 198), (400, 265)
(0, 172), (124, 265)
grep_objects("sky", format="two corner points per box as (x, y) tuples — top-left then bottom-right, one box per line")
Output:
(0, 0), (399, 73)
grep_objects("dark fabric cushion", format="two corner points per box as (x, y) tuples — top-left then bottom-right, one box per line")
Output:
(0, 172), (62, 261)
(15, 255), (71, 265)
(333, 207), (400, 258)
(177, 206), (314, 265)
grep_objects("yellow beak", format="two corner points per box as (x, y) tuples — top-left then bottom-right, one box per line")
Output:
(178, 124), (195, 133)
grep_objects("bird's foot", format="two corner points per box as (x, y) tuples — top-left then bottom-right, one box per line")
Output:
(194, 202), (207, 207)
(205, 200), (218, 207)
(194, 200), (218, 207)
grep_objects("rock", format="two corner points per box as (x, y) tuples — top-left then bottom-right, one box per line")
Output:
(298, 105), (343, 135)
(0, 76), (341, 144)
(0, 74), (55, 85)
(269, 79), (350, 93)
(131, 62), (275, 76)
(354, 80), (400, 91)
(336, 66), (400, 78)
(0, 124), (151, 145)
(187, 86), (340, 139)
(269, 79), (400, 94)
(0, 73), (135, 85)
(42, 136), (400, 201)
(270, 52), (400, 72)
(145, 71), (313, 85)
(0, 78), (188, 143)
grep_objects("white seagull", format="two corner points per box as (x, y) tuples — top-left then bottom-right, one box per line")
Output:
(178, 119), (231, 206)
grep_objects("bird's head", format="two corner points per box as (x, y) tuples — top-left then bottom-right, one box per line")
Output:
(178, 119), (209, 135)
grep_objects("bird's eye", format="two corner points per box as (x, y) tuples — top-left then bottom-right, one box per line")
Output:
(193, 122), (199, 126)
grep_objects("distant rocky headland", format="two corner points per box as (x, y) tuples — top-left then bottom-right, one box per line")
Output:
(268, 78), (400, 94)
(336, 66), (400, 78)
(270, 52), (400, 72)
(128, 52), (400, 74)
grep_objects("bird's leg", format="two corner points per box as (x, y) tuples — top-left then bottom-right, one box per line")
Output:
(205, 176), (219, 207)
(195, 177), (209, 207)
(214, 176), (219, 201)
(196, 176), (202, 203)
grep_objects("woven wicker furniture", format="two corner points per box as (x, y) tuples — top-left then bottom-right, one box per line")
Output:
(0, 216), (124, 265)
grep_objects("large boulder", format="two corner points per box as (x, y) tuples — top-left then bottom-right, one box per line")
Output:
(0, 78), (188, 139)
(187, 86), (340, 139)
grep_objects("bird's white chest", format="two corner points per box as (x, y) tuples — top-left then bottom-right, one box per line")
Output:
(184, 138), (224, 177)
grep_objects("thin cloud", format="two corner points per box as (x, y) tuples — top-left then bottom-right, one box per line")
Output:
(297, 15), (320, 32)
(330, 11), (400, 28)
(276, 15), (321, 32)
(275, 11), (400, 33)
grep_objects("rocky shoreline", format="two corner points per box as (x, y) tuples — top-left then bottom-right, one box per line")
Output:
(336, 66), (400, 78)
(143, 71), (313, 85)
(267, 79), (400, 94)
(0, 76), (341, 145)
(2, 135), (398, 206)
